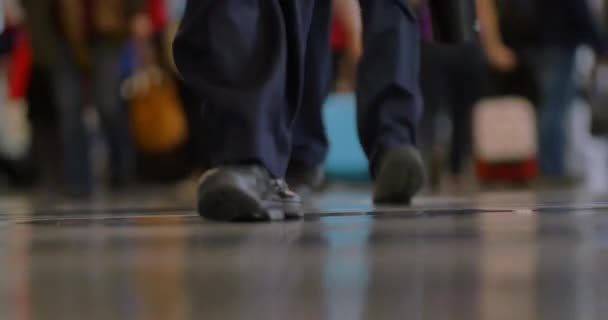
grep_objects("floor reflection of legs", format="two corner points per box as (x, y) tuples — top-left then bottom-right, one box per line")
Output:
(186, 222), (306, 319)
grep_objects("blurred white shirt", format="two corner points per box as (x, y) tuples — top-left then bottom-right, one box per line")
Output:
(168, 0), (186, 20)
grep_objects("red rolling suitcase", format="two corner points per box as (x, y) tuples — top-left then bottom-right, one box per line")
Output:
(473, 96), (538, 183)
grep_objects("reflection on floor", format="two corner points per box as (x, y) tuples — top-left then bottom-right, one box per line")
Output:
(1, 188), (608, 320)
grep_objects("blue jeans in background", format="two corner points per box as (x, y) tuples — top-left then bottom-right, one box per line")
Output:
(535, 47), (576, 177)
(53, 43), (133, 195)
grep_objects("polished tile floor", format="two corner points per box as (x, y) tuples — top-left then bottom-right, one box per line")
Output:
(1, 188), (608, 320)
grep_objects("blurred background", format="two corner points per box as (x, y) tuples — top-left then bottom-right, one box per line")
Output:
(1, 0), (608, 199)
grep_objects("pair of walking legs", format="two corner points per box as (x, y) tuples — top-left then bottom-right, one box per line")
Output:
(174, 0), (424, 220)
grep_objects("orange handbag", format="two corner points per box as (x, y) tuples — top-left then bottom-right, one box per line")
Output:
(125, 66), (188, 154)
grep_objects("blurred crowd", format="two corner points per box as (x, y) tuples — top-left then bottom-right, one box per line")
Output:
(0, 0), (606, 197)
(416, 0), (606, 191)
(333, 0), (608, 191)
(0, 0), (191, 197)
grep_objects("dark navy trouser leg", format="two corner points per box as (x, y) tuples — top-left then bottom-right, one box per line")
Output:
(173, 0), (316, 177)
(291, 0), (423, 174)
(357, 0), (422, 174)
(289, 0), (333, 170)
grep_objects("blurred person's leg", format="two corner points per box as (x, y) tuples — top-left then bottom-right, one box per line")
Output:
(419, 41), (444, 188)
(287, 0), (332, 190)
(419, 42), (483, 188)
(27, 64), (61, 189)
(174, 0), (317, 220)
(537, 47), (576, 177)
(92, 43), (134, 188)
(52, 46), (92, 196)
(357, 0), (424, 203)
(446, 43), (483, 177)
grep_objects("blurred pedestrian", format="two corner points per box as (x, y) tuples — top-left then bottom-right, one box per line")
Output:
(478, 0), (603, 180)
(418, 0), (484, 190)
(23, 0), (149, 197)
(534, 0), (601, 179)
(0, 0), (36, 188)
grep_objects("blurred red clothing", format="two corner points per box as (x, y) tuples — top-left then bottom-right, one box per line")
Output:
(8, 30), (31, 99)
(331, 18), (347, 51)
(147, 0), (168, 32)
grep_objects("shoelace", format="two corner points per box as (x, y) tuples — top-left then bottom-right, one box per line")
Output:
(200, 166), (295, 198)
(270, 179), (294, 197)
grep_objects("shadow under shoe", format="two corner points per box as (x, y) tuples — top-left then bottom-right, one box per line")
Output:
(373, 145), (425, 205)
(197, 166), (303, 222)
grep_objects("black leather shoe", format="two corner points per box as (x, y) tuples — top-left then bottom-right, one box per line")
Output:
(373, 145), (424, 205)
(197, 166), (303, 221)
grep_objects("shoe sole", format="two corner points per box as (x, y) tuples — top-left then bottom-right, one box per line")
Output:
(198, 185), (303, 222)
(373, 146), (424, 205)
(198, 184), (284, 221)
